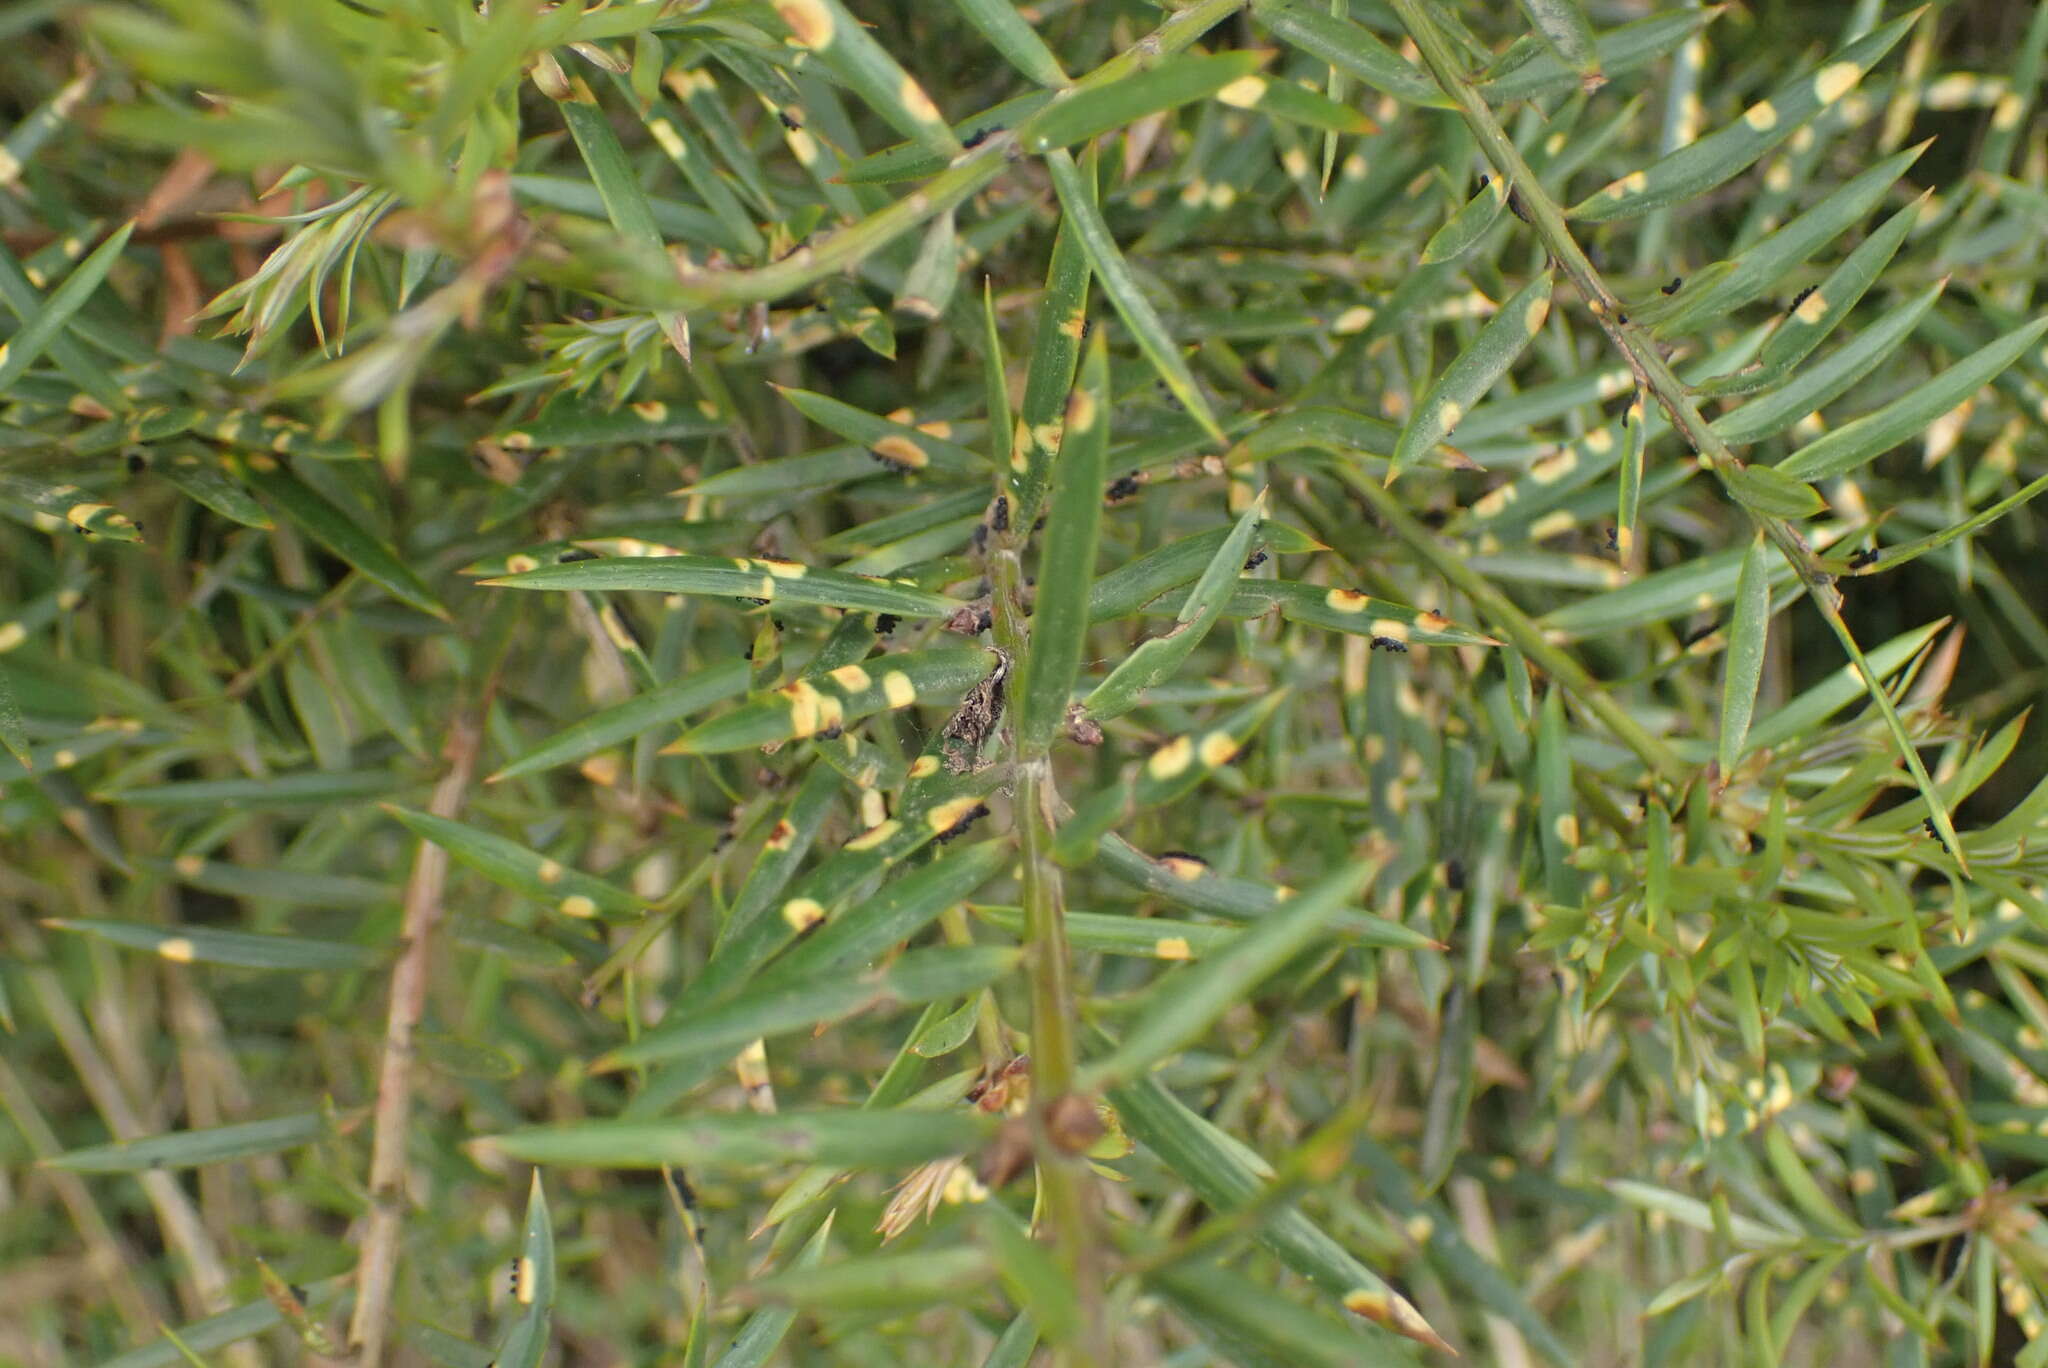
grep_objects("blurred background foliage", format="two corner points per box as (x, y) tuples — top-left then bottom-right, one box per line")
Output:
(4, 0), (2048, 1364)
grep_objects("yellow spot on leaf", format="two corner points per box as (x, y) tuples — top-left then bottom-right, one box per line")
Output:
(1814, 61), (1861, 104)
(536, 860), (563, 884)
(883, 671), (918, 709)
(830, 664), (872, 692)
(1524, 294), (1550, 335)
(775, 0), (834, 48)
(872, 435), (928, 469)
(1333, 305), (1375, 335)
(0, 622), (23, 652)
(159, 937), (196, 963)
(1066, 387), (1097, 434)
(899, 75), (942, 126)
(1154, 937), (1192, 960)
(1554, 813), (1579, 847)
(1609, 169), (1648, 199)
(1147, 735), (1194, 781)
(1198, 730), (1238, 769)
(514, 1256), (536, 1304)
(560, 895), (598, 919)
(925, 795), (984, 835)
(1743, 101), (1779, 131)
(1795, 289), (1827, 325)
(845, 819), (899, 852)
(1530, 449), (1577, 484)
(1161, 854), (1207, 882)
(782, 897), (826, 931)
(1216, 74), (1268, 108)
(782, 680), (823, 738)
(1437, 399), (1463, 432)
(1325, 588), (1370, 613)
(909, 753), (941, 779)
(632, 400), (668, 422)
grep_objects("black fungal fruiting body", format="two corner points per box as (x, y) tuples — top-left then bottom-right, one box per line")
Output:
(1244, 550), (1268, 570)
(934, 802), (991, 843)
(1682, 621), (1718, 647)
(1848, 547), (1880, 569)
(962, 125), (1003, 148)
(990, 496), (1010, 532)
(1106, 473), (1142, 501)
(874, 613), (900, 635)
(1789, 286), (1816, 312)
(1662, 277), (1683, 295)
(1369, 636), (1409, 653)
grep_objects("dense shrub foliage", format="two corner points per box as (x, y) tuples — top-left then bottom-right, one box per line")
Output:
(5, 1), (2048, 1364)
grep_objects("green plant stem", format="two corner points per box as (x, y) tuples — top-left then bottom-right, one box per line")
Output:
(1323, 470), (1686, 783)
(989, 508), (1103, 1365)
(1387, 0), (1964, 862)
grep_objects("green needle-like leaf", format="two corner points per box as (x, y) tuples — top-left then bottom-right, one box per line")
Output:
(0, 220), (133, 400)
(1043, 149), (1224, 444)
(1712, 278), (1944, 446)
(484, 554), (962, 617)
(1569, 11), (1916, 221)
(43, 919), (383, 971)
(596, 945), (1019, 1071)
(383, 806), (641, 920)
(494, 1173), (556, 1368)
(1644, 142), (1926, 337)
(1082, 860), (1373, 1088)
(663, 649), (996, 754)
(772, 0), (962, 158)
(1023, 52), (1269, 153)
(1778, 315), (2048, 481)
(238, 458), (447, 619)
(1518, 0), (1601, 84)
(1719, 535), (1772, 777)
(43, 1112), (330, 1172)
(478, 1109), (994, 1171)
(1391, 271), (1552, 480)
(1081, 494), (1266, 721)
(1014, 331), (1110, 752)
(946, 0), (1070, 87)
